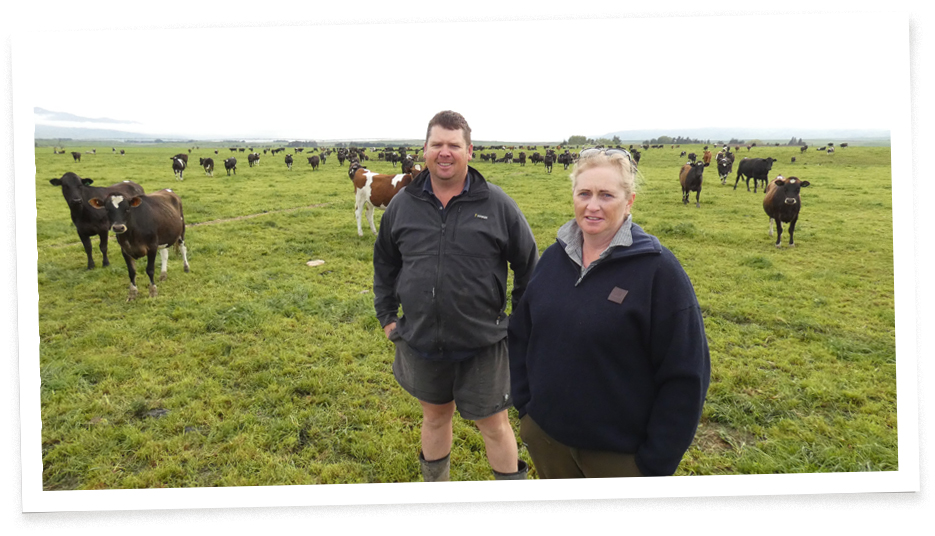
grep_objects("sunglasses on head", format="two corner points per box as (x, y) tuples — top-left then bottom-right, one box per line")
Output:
(579, 147), (633, 162)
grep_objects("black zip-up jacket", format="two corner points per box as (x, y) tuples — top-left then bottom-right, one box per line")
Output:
(373, 166), (539, 358)
(508, 221), (710, 476)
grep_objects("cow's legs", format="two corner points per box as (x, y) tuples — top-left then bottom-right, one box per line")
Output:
(79, 233), (95, 270)
(695, 190), (701, 208)
(733, 173), (742, 190)
(159, 247), (169, 281)
(354, 196), (365, 237)
(98, 231), (110, 267)
(146, 250), (158, 297)
(774, 220), (784, 248)
(787, 218), (797, 247)
(123, 252), (138, 301)
(366, 203), (378, 235)
(180, 239), (190, 272)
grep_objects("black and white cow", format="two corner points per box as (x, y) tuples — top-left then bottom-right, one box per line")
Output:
(171, 155), (186, 181)
(200, 157), (214, 176)
(248, 152), (260, 167)
(285, 154), (294, 170)
(224, 157), (237, 176)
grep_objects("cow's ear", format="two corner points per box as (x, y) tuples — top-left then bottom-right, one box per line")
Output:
(82, 178), (93, 186)
(49, 179), (61, 186)
(773, 178), (786, 186)
(129, 196), (143, 208)
(800, 181), (811, 187)
(88, 198), (105, 209)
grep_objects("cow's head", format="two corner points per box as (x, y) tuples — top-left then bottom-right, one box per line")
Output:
(772, 176), (810, 205)
(88, 194), (142, 234)
(49, 172), (93, 207)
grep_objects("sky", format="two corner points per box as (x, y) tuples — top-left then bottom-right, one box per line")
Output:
(19, 14), (903, 142)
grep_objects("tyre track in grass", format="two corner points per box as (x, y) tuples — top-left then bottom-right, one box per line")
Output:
(44, 202), (336, 249)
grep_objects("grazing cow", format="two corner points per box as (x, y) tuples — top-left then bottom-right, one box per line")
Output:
(71, 151), (81, 162)
(680, 151), (686, 158)
(88, 189), (190, 300)
(200, 157), (214, 176)
(763, 176), (810, 247)
(791, 156), (796, 163)
(171, 156), (186, 181)
(224, 157), (237, 175)
(800, 145), (808, 153)
(734, 157), (776, 193)
(679, 162), (705, 208)
(716, 151), (735, 185)
(285, 154), (294, 170)
(687, 152), (697, 163)
(307, 155), (320, 170)
(544, 154), (554, 173)
(702, 150), (712, 166)
(840, 143), (849, 148)
(248, 152), (260, 167)
(349, 159), (423, 236)
(48, 172), (145, 270)
(173, 153), (189, 165)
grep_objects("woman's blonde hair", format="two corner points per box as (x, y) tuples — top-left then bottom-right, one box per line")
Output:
(569, 150), (642, 197)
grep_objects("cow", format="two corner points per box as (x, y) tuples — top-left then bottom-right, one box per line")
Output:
(702, 150), (712, 167)
(800, 145), (808, 153)
(320, 152), (328, 165)
(734, 157), (776, 193)
(687, 152), (697, 163)
(840, 143), (849, 148)
(171, 156), (186, 181)
(71, 151), (81, 162)
(173, 153), (189, 165)
(544, 154), (554, 173)
(88, 189), (190, 300)
(307, 155), (320, 170)
(763, 175), (810, 247)
(48, 172), (145, 270)
(119, 149), (125, 155)
(285, 154), (294, 170)
(248, 152), (260, 167)
(200, 157), (214, 176)
(791, 156), (796, 163)
(827, 146), (835, 154)
(716, 151), (734, 185)
(517, 152), (526, 166)
(679, 162), (705, 208)
(558, 153), (572, 170)
(349, 159), (423, 236)
(224, 157), (237, 175)
(680, 151), (686, 158)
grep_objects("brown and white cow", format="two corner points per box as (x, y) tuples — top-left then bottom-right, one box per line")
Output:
(763, 175), (810, 247)
(349, 158), (422, 236)
(88, 189), (190, 300)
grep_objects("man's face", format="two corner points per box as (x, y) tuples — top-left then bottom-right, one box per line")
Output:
(424, 126), (473, 184)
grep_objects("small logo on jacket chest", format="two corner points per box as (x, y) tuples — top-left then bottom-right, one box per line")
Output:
(474, 213), (488, 219)
(607, 286), (628, 304)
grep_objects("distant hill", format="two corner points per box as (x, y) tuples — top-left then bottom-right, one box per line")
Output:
(35, 124), (168, 141)
(600, 127), (890, 144)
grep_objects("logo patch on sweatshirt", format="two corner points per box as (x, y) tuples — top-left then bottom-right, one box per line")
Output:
(608, 286), (628, 304)
(474, 213), (488, 220)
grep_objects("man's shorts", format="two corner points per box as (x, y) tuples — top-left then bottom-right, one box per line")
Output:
(389, 331), (512, 421)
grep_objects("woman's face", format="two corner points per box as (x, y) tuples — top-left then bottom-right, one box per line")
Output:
(573, 165), (635, 243)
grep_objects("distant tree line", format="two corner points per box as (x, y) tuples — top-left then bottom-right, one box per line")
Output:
(643, 135), (709, 145)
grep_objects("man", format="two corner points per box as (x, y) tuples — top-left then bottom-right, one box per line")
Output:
(373, 111), (539, 481)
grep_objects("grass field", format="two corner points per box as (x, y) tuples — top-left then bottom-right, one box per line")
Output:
(33, 141), (896, 488)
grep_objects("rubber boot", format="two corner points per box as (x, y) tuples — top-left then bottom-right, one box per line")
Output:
(493, 459), (528, 480)
(419, 451), (451, 482)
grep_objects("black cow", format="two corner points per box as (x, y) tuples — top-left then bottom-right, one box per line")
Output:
(517, 152), (526, 166)
(200, 157), (214, 176)
(224, 157), (237, 176)
(734, 157), (776, 193)
(763, 176), (810, 247)
(285, 154), (294, 170)
(558, 153), (572, 170)
(48, 172), (145, 269)
(544, 154), (554, 173)
(171, 156), (186, 181)
(248, 152), (260, 167)
(687, 152), (697, 163)
(307, 155), (320, 170)
(679, 162), (705, 207)
(71, 152), (81, 162)
(88, 189), (190, 300)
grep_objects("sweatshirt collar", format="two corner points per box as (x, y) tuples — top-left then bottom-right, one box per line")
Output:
(557, 214), (634, 269)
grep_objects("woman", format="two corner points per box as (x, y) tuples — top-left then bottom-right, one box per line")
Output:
(508, 148), (711, 478)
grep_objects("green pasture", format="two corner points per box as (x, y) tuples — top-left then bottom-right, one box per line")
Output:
(33, 141), (896, 488)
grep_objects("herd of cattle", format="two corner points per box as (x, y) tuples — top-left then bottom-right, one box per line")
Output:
(47, 141), (836, 300)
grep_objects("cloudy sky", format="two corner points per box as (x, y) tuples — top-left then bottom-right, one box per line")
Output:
(18, 13), (904, 142)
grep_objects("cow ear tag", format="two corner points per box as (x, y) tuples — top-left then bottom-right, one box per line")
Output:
(608, 286), (628, 304)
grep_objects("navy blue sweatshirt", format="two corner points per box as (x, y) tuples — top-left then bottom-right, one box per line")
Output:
(508, 221), (710, 476)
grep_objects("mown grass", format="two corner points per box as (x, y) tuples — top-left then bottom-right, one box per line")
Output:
(35, 141), (896, 488)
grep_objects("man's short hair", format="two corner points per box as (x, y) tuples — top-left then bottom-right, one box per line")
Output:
(426, 110), (472, 146)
